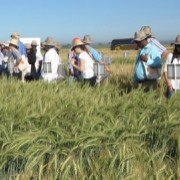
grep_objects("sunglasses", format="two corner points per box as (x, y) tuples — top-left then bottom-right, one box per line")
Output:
(176, 45), (180, 48)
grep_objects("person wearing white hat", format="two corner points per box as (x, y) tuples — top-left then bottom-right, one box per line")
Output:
(10, 32), (27, 57)
(133, 30), (162, 91)
(31, 40), (43, 79)
(71, 37), (96, 86)
(8, 38), (24, 77)
(163, 35), (180, 98)
(82, 35), (102, 62)
(24, 43), (37, 81)
(9, 38), (22, 65)
(8, 38), (30, 81)
(41, 37), (60, 82)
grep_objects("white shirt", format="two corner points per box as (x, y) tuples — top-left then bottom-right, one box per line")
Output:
(164, 53), (180, 90)
(0, 52), (4, 65)
(79, 51), (94, 79)
(35, 49), (43, 70)
(41, 48), (60, 82)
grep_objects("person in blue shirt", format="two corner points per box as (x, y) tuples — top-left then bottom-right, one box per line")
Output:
(82, 35), (111, 81)
(10, 32), (27, 57)
(82, 35), (102, 62)
(133, 30), (162, 91)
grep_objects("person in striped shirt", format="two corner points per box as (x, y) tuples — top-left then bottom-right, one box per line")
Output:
(140, 26), (168, 60)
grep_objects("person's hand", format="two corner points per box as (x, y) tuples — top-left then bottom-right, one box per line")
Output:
(105, 64), (111, 73)
(167, 80), (173, 91)
(13, 66), (19, 73)
(140, 54), (148, 62)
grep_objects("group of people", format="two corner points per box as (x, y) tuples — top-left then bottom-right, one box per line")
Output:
(68, 35), (107, 86)
(133, 26), (180, 98)
(0, 28), (179, 97)
(0, 33), (63, 82)
(0, 33), (105, 85)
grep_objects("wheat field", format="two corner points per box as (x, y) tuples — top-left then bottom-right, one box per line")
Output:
(0, 47), (179, 180)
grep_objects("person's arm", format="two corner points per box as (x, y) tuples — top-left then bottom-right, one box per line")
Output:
(90, 48), (102, 62)
(144, 49), (162, 68)
(161, 50), (168, 60)
(71, 58), (85, 72)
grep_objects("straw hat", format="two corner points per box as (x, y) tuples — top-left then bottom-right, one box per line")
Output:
(11, 32), (20, 39)
(71, 38), (85, 50)
(2, 42), (9, 47)
(133, 30), (151, 42)
(9, 38), (19, 47)
(31, 40), (37, 46)
(171, 35), (180, 45)
(140, 26), (154, 37)
(82, 35), (92, 44)
(43, 37), (55, 47)
(25, 43), (31, 49)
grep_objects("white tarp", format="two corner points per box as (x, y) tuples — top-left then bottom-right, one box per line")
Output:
(20, 37), (41, 55)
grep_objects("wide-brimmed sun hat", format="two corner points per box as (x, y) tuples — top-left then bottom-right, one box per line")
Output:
(9, 38), (19, 47)
(140, 26), (155, 38)
(11, 32), (20, 39)
(82, 35), (92, 44)
(43, 37), (55, 47)
(31, 40), (38, 46)
(133, 30), (151, 42)
(171, 35), (180, 45)
(2, 42), (9, 47)
(25, 43), (31, 49)
(71, 38), (85, 50)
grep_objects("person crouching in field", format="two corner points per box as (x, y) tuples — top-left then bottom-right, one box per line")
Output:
(133, 30), (162, 92)
(163, 35), (180, 98)
(71, 38), (96, 87)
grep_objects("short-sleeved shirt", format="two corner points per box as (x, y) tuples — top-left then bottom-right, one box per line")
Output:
(79, 51), (94, 79)
(164, 53), (180, 90)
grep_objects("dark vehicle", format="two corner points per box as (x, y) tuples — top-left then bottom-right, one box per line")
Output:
(111, 38), (136, 50)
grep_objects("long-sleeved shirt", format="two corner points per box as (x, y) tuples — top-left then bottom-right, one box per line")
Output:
(134, 43), (162, 82)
